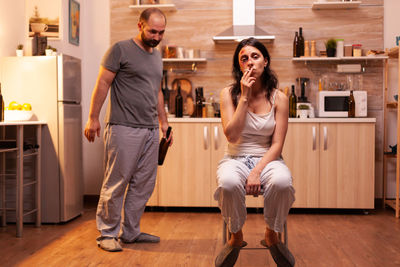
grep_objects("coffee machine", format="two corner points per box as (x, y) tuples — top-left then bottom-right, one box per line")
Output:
(296, 77), (314, 118)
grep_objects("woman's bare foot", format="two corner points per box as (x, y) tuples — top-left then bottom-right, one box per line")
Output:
(228, 229), (244, 247)
(264, 227), (279, 247)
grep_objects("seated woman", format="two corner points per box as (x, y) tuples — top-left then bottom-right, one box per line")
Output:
(214, 37), (295, 267)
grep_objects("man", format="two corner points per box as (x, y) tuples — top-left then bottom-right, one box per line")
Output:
(84, 8), (172, 252)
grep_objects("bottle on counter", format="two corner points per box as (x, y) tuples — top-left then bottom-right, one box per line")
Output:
(206, 93), (215, 117)
(195, 87), (203, 118)
(293, 31), (299, 57)
(348, 90), (355, 118)
(289, 85), (297, 118)
(297, 27), (305, 57)
(175, 82), (183, 118)
(0, 83), (4, 122)
(199, 87), (206, 118)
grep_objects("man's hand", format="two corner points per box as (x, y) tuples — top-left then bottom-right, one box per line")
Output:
(161, 124), (173, 146)
(84, 118), (101, 142)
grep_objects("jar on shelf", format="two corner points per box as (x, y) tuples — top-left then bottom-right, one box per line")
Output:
(336, 39), (344, 58)
(352, 44), (362, 57)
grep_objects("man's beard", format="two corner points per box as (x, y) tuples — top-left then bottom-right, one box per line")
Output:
(141, 32), (160, 48)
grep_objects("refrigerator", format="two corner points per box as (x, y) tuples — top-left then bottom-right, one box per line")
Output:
(0, 54), (83, 223)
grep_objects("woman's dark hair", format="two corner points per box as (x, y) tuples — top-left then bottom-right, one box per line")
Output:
(231, 37), (278, 107)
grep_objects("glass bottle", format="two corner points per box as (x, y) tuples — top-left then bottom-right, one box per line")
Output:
(0, 83), (4, 122)
(289, 85), (297, 118)
(297, 27), (305, 57)
(348, 90), (355, 118)
(195, 87), (203, 118)
(293, 31), (299, 57)
(206, 93), (215, 117)
(175, 83), (183, 118)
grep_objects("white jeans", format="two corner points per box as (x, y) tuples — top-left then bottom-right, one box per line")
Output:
(214, 156), (295, 233)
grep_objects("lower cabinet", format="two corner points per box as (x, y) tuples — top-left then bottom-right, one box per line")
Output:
(283, 122), (375, 209)
(154, 121), (223, 207)
(148, 120), (375, 209)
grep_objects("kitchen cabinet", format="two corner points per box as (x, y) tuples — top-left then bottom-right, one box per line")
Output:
(149, 119), (375, 209)
(282, 123), (319, 208)
(283, 120), (375, 209)
(157, 120), (216, 207)
(383, 46), (400, 218)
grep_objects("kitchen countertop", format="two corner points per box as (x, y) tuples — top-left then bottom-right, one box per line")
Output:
(167, 117), (376, 123)
(0, 121), (47, 125)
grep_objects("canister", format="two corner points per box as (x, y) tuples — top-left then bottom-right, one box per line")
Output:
(352, 44), (362, 57)
(344, 45), (352, 57)
(336, 39), (344, 58)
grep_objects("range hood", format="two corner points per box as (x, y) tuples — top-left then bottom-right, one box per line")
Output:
(213, 0), (275, 43)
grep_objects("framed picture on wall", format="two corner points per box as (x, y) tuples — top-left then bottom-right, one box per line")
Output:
(69, 0), (80, 46)
(26, 0), (61, 39)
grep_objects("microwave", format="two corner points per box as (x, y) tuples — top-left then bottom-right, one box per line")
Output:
(317, 90), (367, 117)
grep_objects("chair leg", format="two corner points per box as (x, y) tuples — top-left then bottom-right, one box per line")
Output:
(222, 220), (227, 245)
(284, 221), (288, 247)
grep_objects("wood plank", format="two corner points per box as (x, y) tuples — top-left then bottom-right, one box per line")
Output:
(2, 201), (400, 266)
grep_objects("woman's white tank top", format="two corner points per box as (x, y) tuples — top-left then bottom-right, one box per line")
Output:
(227, 90), (277, 157)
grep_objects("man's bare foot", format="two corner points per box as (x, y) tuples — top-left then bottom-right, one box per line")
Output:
(228, 230), (244, 247)
(264, 227), (279, 247)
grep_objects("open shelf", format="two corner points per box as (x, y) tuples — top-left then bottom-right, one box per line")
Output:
(162, 58), (206, 63)
(128, 4), (177, 12)
(292, 56), (388, 62)
(312, 1), (361, 10)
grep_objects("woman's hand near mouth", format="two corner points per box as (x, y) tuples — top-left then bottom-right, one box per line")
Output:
(240, 67), (255, 101)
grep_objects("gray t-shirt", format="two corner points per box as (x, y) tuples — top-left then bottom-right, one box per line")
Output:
(102, 39), (163, 128)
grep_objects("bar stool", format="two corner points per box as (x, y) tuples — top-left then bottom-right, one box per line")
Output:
(221, 190), (288, 248)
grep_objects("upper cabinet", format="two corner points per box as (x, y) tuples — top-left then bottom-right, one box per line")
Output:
(312, 1), (361, 10)
(128, 3), (177, 12)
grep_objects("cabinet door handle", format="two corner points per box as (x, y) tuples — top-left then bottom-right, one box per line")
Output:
(214, 126), (219, 150)
(312, 126), (316, 151)
(204, 126), (209, 150)
(323, 126), (327, 150)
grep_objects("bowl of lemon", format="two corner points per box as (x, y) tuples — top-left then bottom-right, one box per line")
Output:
(4, 101), (33, 121)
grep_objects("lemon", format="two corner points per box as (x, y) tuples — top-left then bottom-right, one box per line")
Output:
(9, 101), (22, 110)
(22, 103), (32, 111)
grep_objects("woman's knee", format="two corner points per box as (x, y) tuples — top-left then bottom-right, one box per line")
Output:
(268, 171), (293, 193)
(218, 174), (243, 194)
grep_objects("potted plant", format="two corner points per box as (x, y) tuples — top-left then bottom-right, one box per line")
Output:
(51, 47), (57, 56)
(45, 45), (53, 56)
(298, 104), (310, 119)
(16, 44), (24, 57)
(325, 38), (337, 57)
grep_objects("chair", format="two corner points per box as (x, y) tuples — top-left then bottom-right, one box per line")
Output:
(221, 189), (288, 248)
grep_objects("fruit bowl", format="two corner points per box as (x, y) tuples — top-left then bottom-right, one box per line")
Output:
(4, 110), (34, 121)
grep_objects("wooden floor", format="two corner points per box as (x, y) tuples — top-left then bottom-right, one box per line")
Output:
(1, 202), (400, 267)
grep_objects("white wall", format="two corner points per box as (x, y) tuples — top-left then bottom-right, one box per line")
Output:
(384, 0), (400, 198)
(0, 0), (109, 195)
(81, 0), (110, 194)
